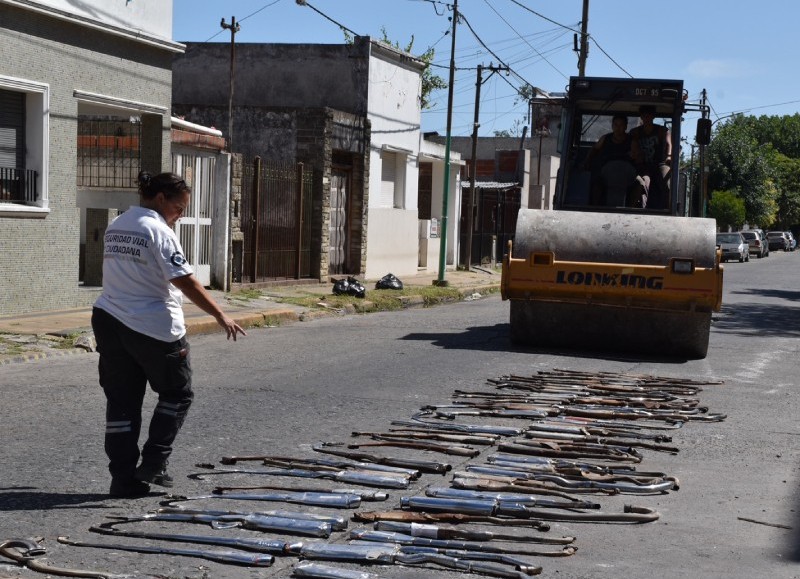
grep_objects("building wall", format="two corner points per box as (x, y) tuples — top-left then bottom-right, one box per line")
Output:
(12, 0), (173, 41)
(429, 134), (559, 212)
(418, 137), (462, 274)
(0, 2), (174, 315)
(364, 41), (425, 279)
(174, 38), (424, 281)
(203, 105), (369, 283)
(365, 208), (419, 278)
(173, 41), (370, 114)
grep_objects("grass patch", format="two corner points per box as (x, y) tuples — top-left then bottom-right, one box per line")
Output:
(276, 285), (465, 312)
(0, 336), (25, 356)
(230, 288), (264, 302)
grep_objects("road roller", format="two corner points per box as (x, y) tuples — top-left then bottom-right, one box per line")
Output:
(501, 77), (722, 358)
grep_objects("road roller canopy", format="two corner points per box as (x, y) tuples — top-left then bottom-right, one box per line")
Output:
(555, 77), (689, 216)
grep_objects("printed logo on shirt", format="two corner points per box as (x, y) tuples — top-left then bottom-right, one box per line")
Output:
(104, 231), (149, 263)
(171, 251), (188, 266)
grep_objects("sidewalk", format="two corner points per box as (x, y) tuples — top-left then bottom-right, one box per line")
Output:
(0, 268), (501, 364)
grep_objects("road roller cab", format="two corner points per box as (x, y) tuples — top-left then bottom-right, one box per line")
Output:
(502, 76), (722, 359)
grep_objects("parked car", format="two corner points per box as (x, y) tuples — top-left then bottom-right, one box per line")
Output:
(767, 230), (790, 251)
(786, 231), (797, 251)
(716, 232), (749, 263)
(741, 230), (768, 258)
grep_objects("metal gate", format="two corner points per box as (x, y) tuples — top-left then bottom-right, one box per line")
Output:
(459, 185), (520, 267)
(173, 150), (215, 286)
(240, 157), (313, 282)
(329, 169), (349, 275)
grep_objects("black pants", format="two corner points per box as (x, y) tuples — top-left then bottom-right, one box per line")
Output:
(91, 307), (193, 480)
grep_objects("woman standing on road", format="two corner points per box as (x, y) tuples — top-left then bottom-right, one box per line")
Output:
(92, 171), (246, 498)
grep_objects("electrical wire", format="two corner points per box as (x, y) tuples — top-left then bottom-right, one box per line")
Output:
(589, 37), (632, 78)
(482, 0), (567, 80)
(297, 1), (361, 38)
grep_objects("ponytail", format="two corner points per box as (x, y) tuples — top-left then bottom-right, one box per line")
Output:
(137, 171), (190, 200)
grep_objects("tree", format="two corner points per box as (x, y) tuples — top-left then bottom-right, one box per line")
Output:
(744, 114), (800, 158)
(771, 152), (800, 228)
(708, 189), (746, 231)
(707, 117), (778, 226)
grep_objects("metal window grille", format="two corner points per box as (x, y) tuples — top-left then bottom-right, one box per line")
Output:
(0, 88), (38, 204)
(0, 167), (37, 203)
(77, 117), (141, 188)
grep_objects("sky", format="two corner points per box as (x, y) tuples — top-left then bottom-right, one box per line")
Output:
(172, 0), (800, 142)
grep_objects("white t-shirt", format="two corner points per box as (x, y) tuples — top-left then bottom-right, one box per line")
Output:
(94, 206), (194, 342)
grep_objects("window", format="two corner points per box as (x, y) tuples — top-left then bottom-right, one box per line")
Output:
(77, 116), (141, 188)
(380, 150), (407, 209)
(0, 76), (49, 214)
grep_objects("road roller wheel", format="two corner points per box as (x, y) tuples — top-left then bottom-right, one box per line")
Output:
(509, 300), (711, 359)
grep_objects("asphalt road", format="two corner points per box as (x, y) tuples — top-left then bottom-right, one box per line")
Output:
(1, 251), (799, 579)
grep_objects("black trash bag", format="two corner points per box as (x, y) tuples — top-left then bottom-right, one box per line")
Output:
(346, 276), (366, 298)
(332, 277), (350, 295)
(375, 273), (404, 290)
(332, 276), (366, 298)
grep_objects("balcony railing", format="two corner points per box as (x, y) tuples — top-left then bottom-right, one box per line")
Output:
(0, 167), (38, 204)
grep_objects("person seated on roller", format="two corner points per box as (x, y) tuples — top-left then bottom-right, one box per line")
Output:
(583, 114), (645, 208)
(630, 104), (671, 210)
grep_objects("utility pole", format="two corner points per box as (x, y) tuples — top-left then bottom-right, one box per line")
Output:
(689, 142), (697, 217)
(699, 88), (708, 217)
(577, 0), (589, 76)
(220, 16), (240, 152)
(220, 16), (239, 291)
(434, 0), (458, 287)
(466, 63), (509, 270)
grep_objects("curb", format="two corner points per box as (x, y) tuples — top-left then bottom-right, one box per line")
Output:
(185, 308), (303, 336)
(186, 284), (502, 336)
(1, 283), (502, 364)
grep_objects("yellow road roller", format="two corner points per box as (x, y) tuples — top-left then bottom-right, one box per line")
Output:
(502, 77), (722, 359)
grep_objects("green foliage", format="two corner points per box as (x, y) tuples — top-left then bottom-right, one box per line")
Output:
(708, 189), (746, 231)
(515, 84), (536, 106)
(707, 116), (778, 225)
(742, 114), (800, 158)
(770, 152), (800, 228)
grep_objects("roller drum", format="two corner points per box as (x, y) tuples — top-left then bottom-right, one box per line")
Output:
(507, 209), (717, 359)
(512, 210), (717, 267)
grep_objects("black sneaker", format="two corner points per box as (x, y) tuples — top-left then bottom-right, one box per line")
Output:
(109, 478), (150, 498)
(134, 462), (174, 488)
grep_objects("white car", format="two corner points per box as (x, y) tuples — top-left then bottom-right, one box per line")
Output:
(740, 230), (768, 258)
(716, 232), (749, 262)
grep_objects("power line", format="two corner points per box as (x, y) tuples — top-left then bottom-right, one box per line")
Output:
(296, 0), (361, 38)
(196, 0), (282, 43)
(481, 0), (567, 81)
(589, 37), (632, 78)
(505, 0), (580, 34)
(457, 11), (530, 89)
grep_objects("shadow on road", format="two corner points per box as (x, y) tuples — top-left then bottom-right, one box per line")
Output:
(713, 301), (800, 337)
(730, 287), (800, 302)
(401, 324), (691, 364)
(0, 490), (113, 511)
